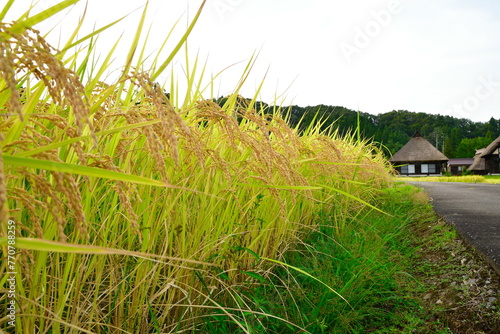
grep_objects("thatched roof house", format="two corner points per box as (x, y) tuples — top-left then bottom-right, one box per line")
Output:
(389, 132), (448, 176)
(481, 135), (500, 157)
(468, 149), (487, 174)
(469, 136), (500, 174)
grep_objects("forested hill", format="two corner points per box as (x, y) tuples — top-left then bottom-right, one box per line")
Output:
(288, 105), (499, 158)
(215, 97), (500, 158)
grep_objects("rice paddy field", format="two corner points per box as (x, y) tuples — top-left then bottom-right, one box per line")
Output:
(0, 1), (434, 333)
(393, 175), (500, 184)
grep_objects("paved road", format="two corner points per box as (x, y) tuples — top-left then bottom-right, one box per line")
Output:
(408, 182), (500, 275)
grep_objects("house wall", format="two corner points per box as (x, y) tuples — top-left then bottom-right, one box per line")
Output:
(395, 162), (445, 176)
(449, 165), (472, 176)
(484, 155), (500, 174)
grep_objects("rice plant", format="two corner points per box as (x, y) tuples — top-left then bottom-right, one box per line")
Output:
(0, 1), (394, 332)
(394, 175), (490, 183)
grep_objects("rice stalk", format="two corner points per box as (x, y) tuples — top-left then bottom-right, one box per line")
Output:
(0, 1), (394, 332)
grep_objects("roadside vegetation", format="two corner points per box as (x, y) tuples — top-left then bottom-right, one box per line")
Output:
(394, 175), (500, 184)
(399, 185), (500, 334)
(1, 1), (391, 332)
(1, 1), (499, 333)
(219, 185), (446, 333)
(217, 183), (500, 333)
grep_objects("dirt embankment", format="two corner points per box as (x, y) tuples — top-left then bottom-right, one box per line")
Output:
(411, 213), (500, 333)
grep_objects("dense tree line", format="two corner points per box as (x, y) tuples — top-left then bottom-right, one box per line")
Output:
(372, 110), (499, 158)
(214, 97), (499, 158)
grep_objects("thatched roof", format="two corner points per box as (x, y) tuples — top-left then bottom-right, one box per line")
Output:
(389, 132), (448, 163)
(480, 135), (500, 157)
(469, 148), (486, 171)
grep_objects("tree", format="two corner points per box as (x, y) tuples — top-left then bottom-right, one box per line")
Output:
(486, 117), (499, 136)
(485, 130), (494, 142)
(444, 136), (454, 158)
(222, 98), (498, 158)
(455, 137), (492, 158)
(444, 128), (462, 158)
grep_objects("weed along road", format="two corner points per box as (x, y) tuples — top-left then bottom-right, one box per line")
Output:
(408, 181), (500, 275)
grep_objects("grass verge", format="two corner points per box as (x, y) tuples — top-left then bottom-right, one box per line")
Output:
(393, 175), (500, 184)
(220, 184), (500, 333)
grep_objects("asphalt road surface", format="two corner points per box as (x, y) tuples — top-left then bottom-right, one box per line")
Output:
(408, 181), (500, 275)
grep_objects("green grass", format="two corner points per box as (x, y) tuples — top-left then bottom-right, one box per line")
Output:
(222, 183), (499, 333)
(195, 184), (452, 333)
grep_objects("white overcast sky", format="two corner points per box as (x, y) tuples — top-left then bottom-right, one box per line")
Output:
(4, 0), (500, 123)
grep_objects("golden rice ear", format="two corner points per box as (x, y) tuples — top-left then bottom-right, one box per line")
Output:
(0, 23), (96, 143)
(127, 72), (182, 167)
(0, 40), (23, 120)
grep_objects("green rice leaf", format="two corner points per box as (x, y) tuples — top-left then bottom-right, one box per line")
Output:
(217, 271), (230, 280)
(17, 120), (161, 157)
(262, 257), (353, 310)
(0, 0), (15, 21)
(241, 271), (266, 282)
(0, 237), (215, 266)
(9, 0), (80, 34)
(120, 1), (148, 79)
(319, 184), (390, 215)
(60, 13), (127, 53)
(3, 155), (167, 187)
(236, 183), (322, 191)
(151, 0), (206, 81)
(241, 247), (261, 260)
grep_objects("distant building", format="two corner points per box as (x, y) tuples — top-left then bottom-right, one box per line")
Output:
(447, 158), (475, 176)
(468, 136), (500, 175)
(468, 149), (487, 175)
(389, 132), (449, 176)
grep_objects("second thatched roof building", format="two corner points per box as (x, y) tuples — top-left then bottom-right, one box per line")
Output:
(468, 135), (500, 175)
(389, 132), (449, 176)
